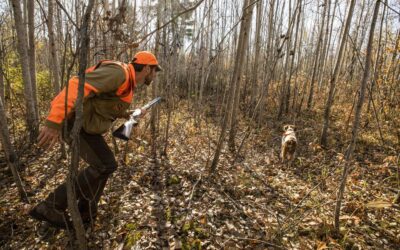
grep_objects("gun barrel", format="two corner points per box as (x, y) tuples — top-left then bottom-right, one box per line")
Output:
(142, 97), (162, 110)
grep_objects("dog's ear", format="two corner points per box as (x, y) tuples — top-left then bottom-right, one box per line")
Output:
(283, 125), (289, 131)
(292, 125), (296, 131)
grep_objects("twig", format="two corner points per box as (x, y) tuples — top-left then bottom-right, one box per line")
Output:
(209, 185), (285, 248)
(379, 0), (400, 16)
(232, 237), (285, 249)
(136, 0), (206, 44)
(187, 174), (202, 210)
(55, 0), (79, 30)
(116, 0), (207, 58)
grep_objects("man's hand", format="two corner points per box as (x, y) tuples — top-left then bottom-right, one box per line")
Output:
(121, 108), (147, 119)
(139, 108), (147, 117)
(37, 126), (61, 150)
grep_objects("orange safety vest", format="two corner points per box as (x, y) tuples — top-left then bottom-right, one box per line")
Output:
(45, 60), (136, 133)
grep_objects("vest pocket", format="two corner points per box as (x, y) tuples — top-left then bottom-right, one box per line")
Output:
(82, 111), (112, 135)
(82, 97), (129, 135)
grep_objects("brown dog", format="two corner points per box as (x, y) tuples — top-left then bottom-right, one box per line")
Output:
(281, 125), (297, 164)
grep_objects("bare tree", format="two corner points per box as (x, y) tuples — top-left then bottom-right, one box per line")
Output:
(228, 0), (255, 152)
(0, 96), (28, 202)
(249, 0), (263, 113)
(0, 46), (4, 102)
(320, 0), (356, 147)
(27, 0), (38, 117)
(67, 0), (96, 248)
(47, 0), (61, 94)
(334, 0), (381, 231)
(10, 0), (39, 142)
(307, 0), (328, 109)
(210, 0), (255, 172)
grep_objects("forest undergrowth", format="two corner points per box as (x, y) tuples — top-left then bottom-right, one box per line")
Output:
(0, 100), (399, 249)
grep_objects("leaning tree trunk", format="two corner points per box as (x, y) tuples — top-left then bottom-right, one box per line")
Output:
(320, 0), (356, 147)
(334, 0), (380, 231)
(10, 0), (39, 143)
(0, 96), (29, 203)
(67, 0), (95, 248)
(210, 0), (254, 172)
(228, 0), (255, 152)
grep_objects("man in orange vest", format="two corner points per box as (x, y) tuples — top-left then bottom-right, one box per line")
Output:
(29, 51), (162, 231)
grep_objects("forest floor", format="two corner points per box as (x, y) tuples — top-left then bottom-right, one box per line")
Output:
(0, 100), (399, 249)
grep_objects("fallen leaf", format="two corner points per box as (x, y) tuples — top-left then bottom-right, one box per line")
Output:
(365, 201), (392, 208)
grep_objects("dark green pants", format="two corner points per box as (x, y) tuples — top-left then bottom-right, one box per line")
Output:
(44, 127), (117, 220)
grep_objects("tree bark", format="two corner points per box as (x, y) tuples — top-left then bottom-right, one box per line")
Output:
(10, 0), (39, 143)
(0, 47), (4, 102)
(320, 0), (356, 147)
(285, 0), (302, 114)
(48, 0), (61, 95)
(307, 0), (327, 109)
(334, 0), (380, 231)
(210, 0), (254, 172)
(227, 0), (255, 152)
(0, 96), (28, 203)
(27, 0), (38, 118)
(249, 0), (263, 113)
(67, 0), (95, 248)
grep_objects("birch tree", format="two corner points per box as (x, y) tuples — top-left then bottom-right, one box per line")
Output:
(210, 0), (255, 172)
(47, 0), (61, 94)
(10, 0), (39, 142)
(228, 0), (255, 152)
(320, 0), (356, 147)
(307, 0), (328, 109)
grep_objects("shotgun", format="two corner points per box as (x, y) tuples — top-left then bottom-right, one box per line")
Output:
(112, 97), (162, 141)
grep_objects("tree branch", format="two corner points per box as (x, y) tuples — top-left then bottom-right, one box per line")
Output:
(55, 0), (79, 30)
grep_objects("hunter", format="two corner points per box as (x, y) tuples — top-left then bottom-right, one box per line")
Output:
(29, 51), (162, 230)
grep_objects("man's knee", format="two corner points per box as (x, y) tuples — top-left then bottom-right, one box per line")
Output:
(98, 159), (118, 176)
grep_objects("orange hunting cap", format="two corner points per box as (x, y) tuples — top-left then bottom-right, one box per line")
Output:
(133, 51), (162, 71)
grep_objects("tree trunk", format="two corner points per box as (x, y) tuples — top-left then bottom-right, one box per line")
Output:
(334, 0), (380, 231)
(320, 0), (356, 147)
(291, 2), (305, 111)
(48, 0), (61, 95)
(0, 96), (29, 203)
(27, 0), (38, 118)
(227, 0), (255, 152)
(316, 0), (331, 92)
(256, 0), (275, 125)
(10, 0), (39, 143)
(277, 0), (292, 119)
(306, 0), (327, 109)
(210, 0), (254, 172)
(249, 0), (263, 113)
(0, 48), (4, 102)
(67, 0), (95, 248)
(285, 0), (302, 114)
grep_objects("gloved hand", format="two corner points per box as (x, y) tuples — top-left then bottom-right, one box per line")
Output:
(120, 108), (147, 119)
